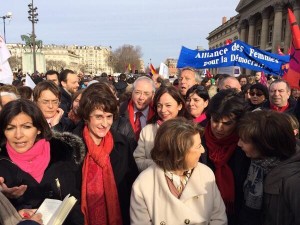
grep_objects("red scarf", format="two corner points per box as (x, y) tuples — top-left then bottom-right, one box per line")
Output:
(270, 102), (289, 112)
(204, 122), (238, 214)
(81, 126), (122, 225)
(127, 99), (155, 133)
(6, 139), (50, 183)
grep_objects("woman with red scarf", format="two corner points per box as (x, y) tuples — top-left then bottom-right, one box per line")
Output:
(201, 89), (250, 225)
(73, 82), (138, 225)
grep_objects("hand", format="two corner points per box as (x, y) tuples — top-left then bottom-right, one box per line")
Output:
(30, 212), (43, 224)
(49, 108), (64, 127)
(19, 209), (43, 224)
(0, 177), (27, 199)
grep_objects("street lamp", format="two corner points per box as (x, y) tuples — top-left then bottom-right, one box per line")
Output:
(28, 0), (38, 73)
(1, 12), (12, 42)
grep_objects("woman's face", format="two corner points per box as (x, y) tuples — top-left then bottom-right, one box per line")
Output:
(72, 94), (82, 114)
(157, 93), (182, 122)
(87, 108), (113, 145)
(238, 138), (261, 159)
(184, 133), (204, 170)
(211, 116), (237, 139)
(186, 93), (208, 118)
(5, 112), (41, 153)
(249, 88), (266, 105)
(36, 90), (60, 119)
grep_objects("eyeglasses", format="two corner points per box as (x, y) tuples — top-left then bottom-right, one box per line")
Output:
(37, 99), (60, 106)
(249, 92), (264, 97)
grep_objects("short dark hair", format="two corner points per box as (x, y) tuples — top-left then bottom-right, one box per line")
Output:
(59, 69), (75, 84)
(33, 80), (61, 102)
(45, 70), (59, 78)
(78, 82), (118, 121)
(186, 84), (210, 102)
(237, 74), (248, 82)
(207, 89), (246, 121)
(149, 85), (186, 123)
(17, 86), (33, 100)
(238, 110), (296, 159)
(151, 117), (201, 171)
(250, 83), (269, 99)
(0, 99), (52, 146)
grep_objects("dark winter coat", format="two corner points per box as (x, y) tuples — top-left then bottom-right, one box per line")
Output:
(262, 98), (297, 115)
(0, 132), (86, 225)
(118, 99), (135, 134)
(263, 149), (300, 225)
(59, 87), (72, 117)
(200, 136), (250, 225)
(73, 121), (139, 225)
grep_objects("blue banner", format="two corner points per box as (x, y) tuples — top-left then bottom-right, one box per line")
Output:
(177, 40), (290, 76)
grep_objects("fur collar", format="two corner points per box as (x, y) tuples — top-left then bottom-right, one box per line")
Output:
(51, 131), (86, 165)
(0, 132), (86, 166)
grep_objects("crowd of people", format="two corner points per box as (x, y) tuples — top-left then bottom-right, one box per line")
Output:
(0, 67), (299, 225)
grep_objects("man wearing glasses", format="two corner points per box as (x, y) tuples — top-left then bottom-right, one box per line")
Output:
(118, 76), (155, 141)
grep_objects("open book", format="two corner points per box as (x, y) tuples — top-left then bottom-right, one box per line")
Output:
(35, 194), (77, 225)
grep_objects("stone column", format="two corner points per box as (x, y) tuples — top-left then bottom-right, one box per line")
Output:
(247, 17), (256, 46)
(260, 9), (269, 50)
(284, 11), (291, 53)
(272, 2), (283, 52)
(239, 21), (247, 42)
(246, 17), (256, 75)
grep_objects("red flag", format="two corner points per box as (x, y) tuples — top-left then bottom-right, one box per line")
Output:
(205, 69), (213, 79)
(149, 63), (156, 75)
(288, 8), (300, 49)
(282, 8), (300, 89)
(260, 71), (268, 86)
(225, 39), (232, 45)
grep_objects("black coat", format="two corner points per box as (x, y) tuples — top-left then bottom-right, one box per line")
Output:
(200, 136), (250, 225)
(73, 121), (139, 225)
(263, 149), (300, 225)
(59, 87), (72, 117)
(0, 132), (86, 225)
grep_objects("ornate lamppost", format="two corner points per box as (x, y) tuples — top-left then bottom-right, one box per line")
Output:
(28, 0), (38, 73)
(1, 12), (12, 42)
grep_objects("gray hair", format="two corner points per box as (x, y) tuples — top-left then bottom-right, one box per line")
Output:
(133, 76), (156, 92)
(178, 67), (202, 83)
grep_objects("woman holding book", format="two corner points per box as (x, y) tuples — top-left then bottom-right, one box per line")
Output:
(0, 99), (85, 225)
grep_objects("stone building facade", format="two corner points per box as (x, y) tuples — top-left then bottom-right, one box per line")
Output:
(236, 0), (300, 74)
(206, 0), (300, 75)
(207, 16), (240, 74)
(7, 43), (113, 74)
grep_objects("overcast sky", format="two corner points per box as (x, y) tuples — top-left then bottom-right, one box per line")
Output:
(1, 0), (239, 67)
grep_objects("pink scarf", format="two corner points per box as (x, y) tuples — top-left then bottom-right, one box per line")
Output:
(193, 113), (207, 123)
(6, 139), (50, 183)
